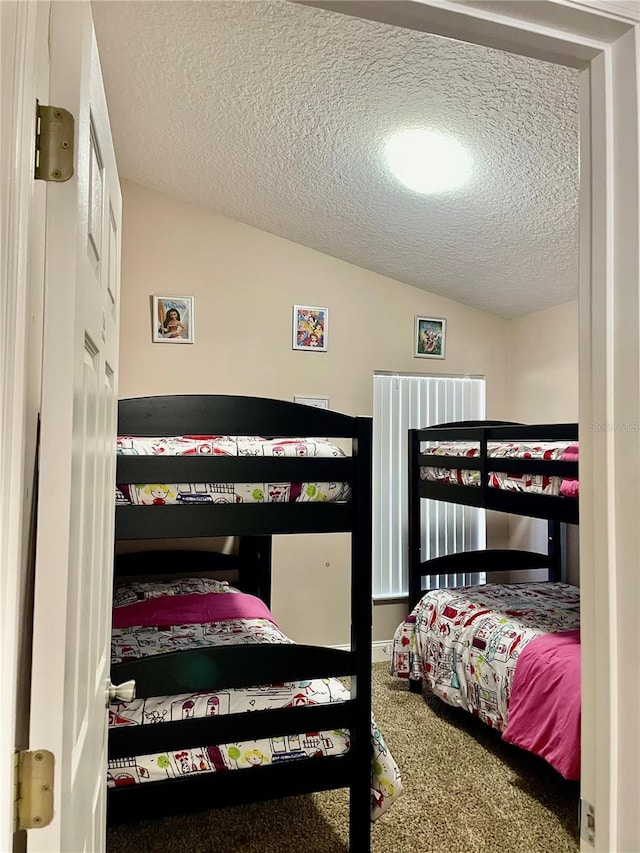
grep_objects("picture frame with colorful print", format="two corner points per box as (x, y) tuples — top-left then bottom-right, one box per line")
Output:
(414, 316), (446, 359)
(292, 305), (328, 352)
(153, 295), (195, 344)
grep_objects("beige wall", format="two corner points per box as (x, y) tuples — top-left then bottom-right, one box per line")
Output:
(118, 180), (512, 644)
(507, 300), (579, 424)
(119, 181), (509, 413)
(507, 300), (580, 585)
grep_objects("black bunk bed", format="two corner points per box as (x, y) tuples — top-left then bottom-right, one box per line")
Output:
(408, 420), (579, 609)
(107, 394), (376, 849)
(394, 419), (581, 781)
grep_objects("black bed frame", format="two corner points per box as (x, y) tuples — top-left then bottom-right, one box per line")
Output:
(108, 395), (373, 851)
(408, 419), (579, 611)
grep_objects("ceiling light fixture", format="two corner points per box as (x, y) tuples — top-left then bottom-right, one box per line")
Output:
(384, 128), (472, 194)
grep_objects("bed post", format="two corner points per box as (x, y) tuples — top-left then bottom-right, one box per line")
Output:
(408, 429), (423, 609)
(547, 520), (563, 583)
(350, 416), (373, 851)
(407, 429), (424, 695)
(238, 535), (273, 607)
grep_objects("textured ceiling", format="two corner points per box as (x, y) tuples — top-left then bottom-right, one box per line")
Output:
(91, 0), (579, 318)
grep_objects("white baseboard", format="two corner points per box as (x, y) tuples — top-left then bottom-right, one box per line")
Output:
(331, 640), (392, 663)
(372, 641), (392, 663)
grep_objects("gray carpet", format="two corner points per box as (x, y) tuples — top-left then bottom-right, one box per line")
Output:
(107, 663), (580, 852)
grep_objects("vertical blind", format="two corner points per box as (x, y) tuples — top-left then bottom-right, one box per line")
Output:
(373, 373), (487, 599)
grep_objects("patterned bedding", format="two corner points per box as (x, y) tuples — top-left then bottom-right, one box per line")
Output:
(109, 578), (402, 818)
(116, 435), (350, 505)
(420, 440), (579, 497)
(390, 582), (580, 777)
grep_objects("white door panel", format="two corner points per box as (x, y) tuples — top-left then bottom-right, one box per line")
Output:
(28, 2), (120, 850)
(0, 1), (49, 848)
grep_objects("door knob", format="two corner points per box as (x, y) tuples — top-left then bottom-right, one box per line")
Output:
(107, 678), (136, 705)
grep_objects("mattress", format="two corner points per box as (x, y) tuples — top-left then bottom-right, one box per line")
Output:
(391, 581), (580, 779)
(420, 440), (579, 497)
(116, 435), (350, 505)
(109, 578), (402, 818)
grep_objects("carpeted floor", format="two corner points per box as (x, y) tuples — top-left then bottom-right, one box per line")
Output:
(107, 663), (580, 853)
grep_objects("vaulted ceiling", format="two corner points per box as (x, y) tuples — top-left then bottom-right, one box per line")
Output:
(92, 0), (579, 318)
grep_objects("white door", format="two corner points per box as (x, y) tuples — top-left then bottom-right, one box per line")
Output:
(28, 1), (121, 850)
(0, 1), (49, 849)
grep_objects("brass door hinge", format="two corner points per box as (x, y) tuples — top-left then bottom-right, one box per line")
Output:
(14, 750), (54, 831)
(34, 102), (74, 182)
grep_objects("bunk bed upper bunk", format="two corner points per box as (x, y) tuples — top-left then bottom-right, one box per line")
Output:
(411, 420), (579, 521)
(108, 395), (399, 849)
(408, 420), (579, 607)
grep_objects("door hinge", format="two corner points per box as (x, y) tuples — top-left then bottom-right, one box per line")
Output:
(34, 102), (74, 182)
(580, 798), (595, 846)
(14, 749), (55, 831)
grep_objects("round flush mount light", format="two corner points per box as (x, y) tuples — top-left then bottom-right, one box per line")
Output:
(384, 128), (472, 194)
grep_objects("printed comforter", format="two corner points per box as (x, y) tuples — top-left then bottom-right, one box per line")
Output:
(420, 440), (579, 497)
(109, 578), (402, 818)
(391, 582), (580, 778)
(116, 435), (350, 505)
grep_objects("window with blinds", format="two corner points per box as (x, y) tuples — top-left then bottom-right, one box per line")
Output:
(372, 373), (487, 599)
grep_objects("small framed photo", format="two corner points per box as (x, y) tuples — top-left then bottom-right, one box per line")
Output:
(294, 396), (330, 409)
(153, 296), (195, 344)
(414, 316), (446, 359)
(292, 305), (328, 352)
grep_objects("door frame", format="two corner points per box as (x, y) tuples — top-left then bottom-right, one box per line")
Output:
(2, 1), (639, 851)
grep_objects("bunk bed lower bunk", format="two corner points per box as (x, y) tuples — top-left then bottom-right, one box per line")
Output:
(391, 421), (580, 781)
(108, 395), (401, 851)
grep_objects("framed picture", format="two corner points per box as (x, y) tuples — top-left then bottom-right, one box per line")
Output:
(292, 305), (328, 352)
(153, 296), (195, 344)
(294, 396), (330, 409)
(414, 316), (446, 359)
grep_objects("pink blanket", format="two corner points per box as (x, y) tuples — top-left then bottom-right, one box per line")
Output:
(502, 629), (580, 779)
(560, 444), (579, 498)
(112, 591), (277, 630)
